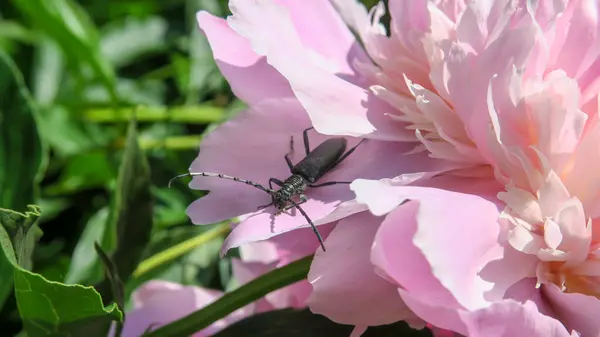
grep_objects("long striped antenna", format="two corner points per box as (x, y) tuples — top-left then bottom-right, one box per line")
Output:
(169, 172), (326, 252)
(289, 200), (326, 252)
(168, 172), (274, 194)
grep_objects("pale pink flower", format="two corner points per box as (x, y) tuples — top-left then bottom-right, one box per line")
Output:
(116, 280), (247, 337)
(187, 0), (600, 336)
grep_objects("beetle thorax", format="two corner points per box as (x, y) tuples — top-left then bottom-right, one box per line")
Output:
(272, 174), (308, 209)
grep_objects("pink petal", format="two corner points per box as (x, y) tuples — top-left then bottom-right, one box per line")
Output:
(429, 324), (464, 337)
(507, 224), (545, 255)
(307, 212), (417, 326)
(226, 0), (369, 72)
(350, 326), (368, 337)
(389, 0), (455, 62)
(120, 281), (245, 337)
(230, 259), (276, 313)
(526, 72), (586, 169)
(542, 283), (600, 336)
(238, 240), (280, 265)
(502, 278), (559, 319)
(550, 0), (600, 94)
(409, 192), (504, 308)
(441, 22), (539, 162)
(265, 279), (312, 310)
(227, 0), (413, 140)
(237, 223), (337, 265)
(270, 0), (368, 76)
(328, 0), (370, 44)
(220, 200), (366, 256)
(351, 175), (502, 217)
(371, 199), (463, 309)
(550, 0), (600, 107)
(562, 121), (600, 208)
(368, 184), (536, 331)
(196, 12), (293, 105)
(235, 225), (337, 310)
(131, 280), (182, 308)
(231, 258), (276, 286)
(262, 222), (336, 266)
(478, 236), (538, 301)
(504, 278), (541, 301)
(232, 257), (312, 311)
(398, 289), (468, 334)
(460, 300), (573, 337)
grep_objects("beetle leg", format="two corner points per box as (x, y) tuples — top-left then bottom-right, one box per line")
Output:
(256, 202), (273, 211)
(284, 136), (295, 171)
(268, 178), (284, 190)
(291, 200), (326, 251)
(302, 127), (314, 156)
(285, 153), (294, 172)
(257, 178), (284, 211)
(276, 195), (307, 215)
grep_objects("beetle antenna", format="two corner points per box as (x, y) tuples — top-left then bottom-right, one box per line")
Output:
(169, 172), (274, 194)
(290, 200), (326, 252)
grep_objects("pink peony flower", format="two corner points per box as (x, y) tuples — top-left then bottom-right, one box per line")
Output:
(188, 0), (600, 336)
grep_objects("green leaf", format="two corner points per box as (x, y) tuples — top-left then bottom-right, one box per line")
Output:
(0, 207), (122, 337)
(100, 16), (168, 68)
(65, 207), (110, 285)
(0, 49), (46, 308)
(144, 256), (313, 337)
(83, 78), (166, 106)
(0, 20), (40, 44)
(36, 105), (114, 158)
(212, 309), (435, 337)
(96, 118), (153, 302)
(153, 188), (192, 228)
(184, 0), (226, 102)
(44, 151), (115, 195)
(15, 271), (121, 337)
(32, 38), (64, 105)
(0, 50), (45, 212)
(132, 223), (228, 279)
(94, 242), (124, 313)
(11, 0), (118, 101)
(37, 198), (70, 224)
(0, 206), (41, 271)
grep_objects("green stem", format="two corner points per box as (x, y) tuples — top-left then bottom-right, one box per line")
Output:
(132, 223), (229, 278)
(84, 105), (224, 124)
(144, 255), (313, 337)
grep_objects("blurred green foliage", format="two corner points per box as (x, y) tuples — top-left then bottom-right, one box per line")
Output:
(0, 1), (414, 337)
(1, 0), (239, 335)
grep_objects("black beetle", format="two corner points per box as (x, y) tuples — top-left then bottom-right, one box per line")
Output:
(170, 127), (365, 251)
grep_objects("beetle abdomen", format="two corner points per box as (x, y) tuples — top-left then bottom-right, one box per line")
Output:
(292, 138), (347, 182)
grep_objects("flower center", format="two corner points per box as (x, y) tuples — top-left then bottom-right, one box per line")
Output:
(541, 260), (600, 298)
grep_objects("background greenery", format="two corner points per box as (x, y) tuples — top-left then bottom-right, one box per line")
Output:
(0, 0), (432, 336)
